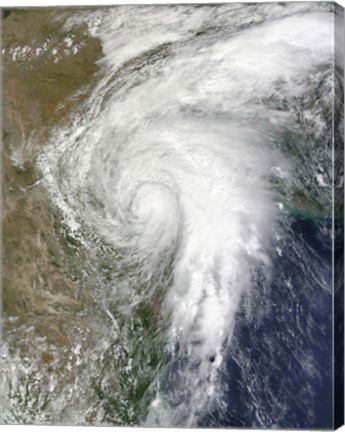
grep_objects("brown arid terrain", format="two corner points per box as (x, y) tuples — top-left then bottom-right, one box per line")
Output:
(2, 6), (104, 339)
(1, 10), (168, 424)
(1, 8), (116, 424)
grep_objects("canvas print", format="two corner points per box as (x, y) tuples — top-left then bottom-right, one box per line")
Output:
(1, 2), (344, 428)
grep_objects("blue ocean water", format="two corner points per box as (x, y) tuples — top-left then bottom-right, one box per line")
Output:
(201, 216), (332, 429)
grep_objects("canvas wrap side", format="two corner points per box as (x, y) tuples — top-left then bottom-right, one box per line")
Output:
(334, 2), (344, 429)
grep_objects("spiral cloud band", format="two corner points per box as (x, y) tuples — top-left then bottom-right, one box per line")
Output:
(38, 3), (334, 427)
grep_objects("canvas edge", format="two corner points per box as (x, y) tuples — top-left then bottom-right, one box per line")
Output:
(334, 1), (344, 430)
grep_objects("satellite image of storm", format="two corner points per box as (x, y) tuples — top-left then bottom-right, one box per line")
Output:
(1, 2), (344, 429)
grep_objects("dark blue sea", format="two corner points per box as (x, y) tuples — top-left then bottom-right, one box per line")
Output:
(202, 216), (333, 429)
